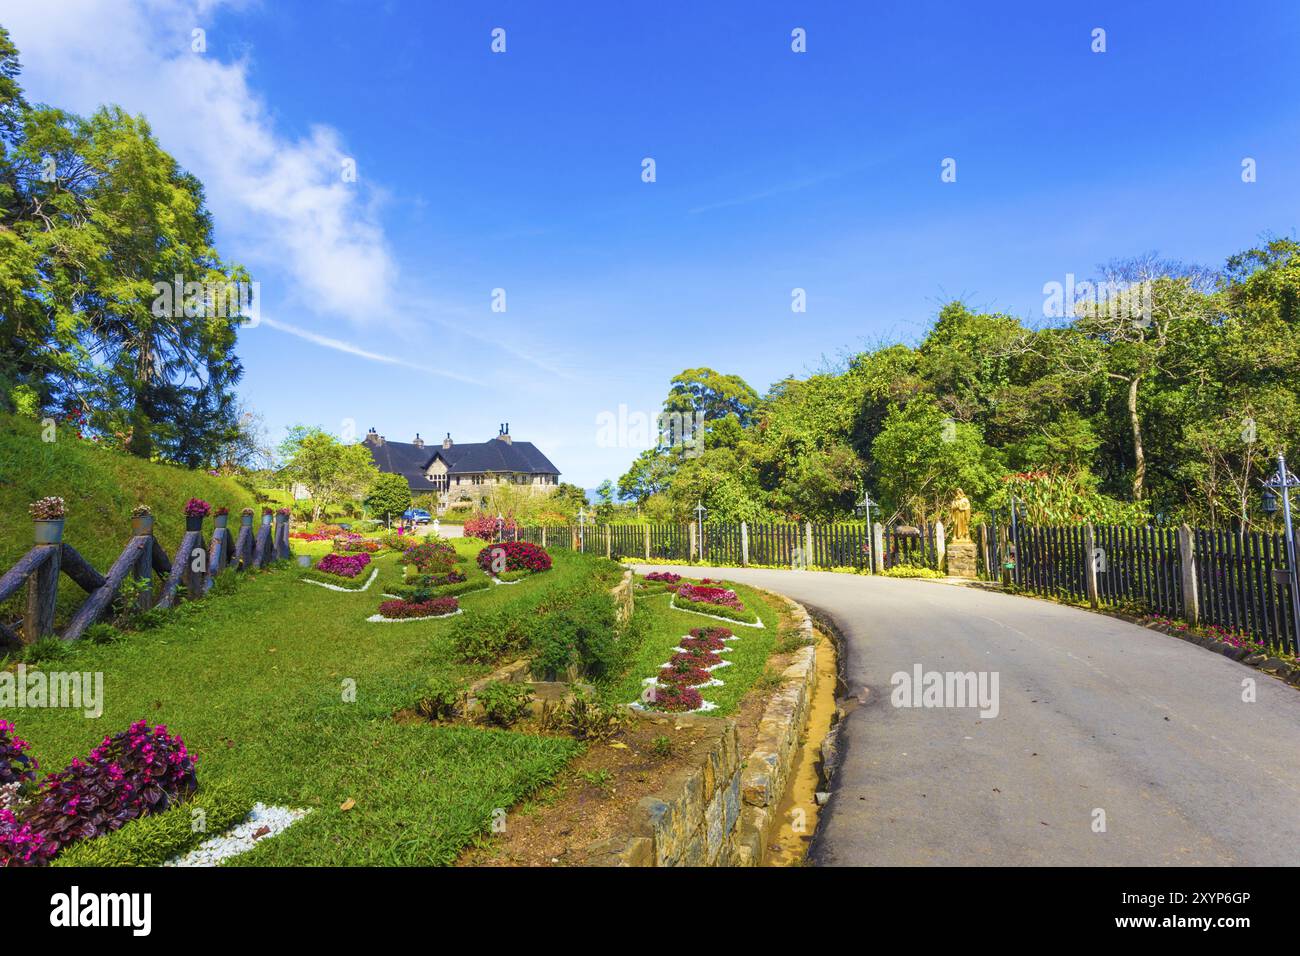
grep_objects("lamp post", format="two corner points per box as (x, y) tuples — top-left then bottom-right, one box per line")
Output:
(1263, 452), (1300, 651)
(694, 501), (706, 561)
(855, 488), (875, 571)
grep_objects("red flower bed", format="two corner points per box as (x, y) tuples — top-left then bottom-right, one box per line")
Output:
(377, 596), (460, 619)
(315, 553), (371, 579)
(646, 571), (681, 583)
(676, 584), (744, 610)
(689, 626), (734, 642)
(402, 541), (459, 574)
(679, 635), (726, 653)
(463, 513), (518, 541)
(670, 649), (720, 670)
(476, 540), (552, 575)
(658, 664), (712, 686)
(648, 684), (703, 712)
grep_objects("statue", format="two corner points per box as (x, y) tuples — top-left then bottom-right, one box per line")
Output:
(949, 488), (972, 542)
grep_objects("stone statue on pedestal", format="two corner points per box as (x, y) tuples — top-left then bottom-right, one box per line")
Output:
(949, 488), (972, 542)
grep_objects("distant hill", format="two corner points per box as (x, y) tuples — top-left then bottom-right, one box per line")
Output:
(0, 414), (257, 629)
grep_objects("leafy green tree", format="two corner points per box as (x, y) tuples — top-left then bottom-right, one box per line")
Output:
(365, 472), (413, 524)
(280, 427), (379, 522)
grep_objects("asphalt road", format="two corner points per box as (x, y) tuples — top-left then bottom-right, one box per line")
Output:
(633, 564), (1300, 866)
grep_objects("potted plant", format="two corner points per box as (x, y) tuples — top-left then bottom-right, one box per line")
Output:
(30, 497), (66, 544)
(275, 507), (290, 525)
(240, 507), (254, 528)
(214, 506), (229, 530)
(183, 497), (211, 532)
(130, 504), (154, 535)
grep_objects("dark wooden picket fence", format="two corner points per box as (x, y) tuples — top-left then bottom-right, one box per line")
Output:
(513, 520), (945, 574)
(0, 511), (291, 650)
(991, 519), (1299, 655)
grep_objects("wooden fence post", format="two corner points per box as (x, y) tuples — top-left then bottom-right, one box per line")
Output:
(689, 522), (697, 561)
(134, 528), (155, 610)
(804, 522), (813, 569)
(741, 521), (749, 566)
(23, 545), (60, 644)
(605, 525), (612, 559)
(541, 526), (547, 548)
(1084, 522), (1100, 608)
(1178, 523), (1199, 625)
(871, 522), (885, 574)
(934, 520), (946, 574)
(644, 525), (651, 561)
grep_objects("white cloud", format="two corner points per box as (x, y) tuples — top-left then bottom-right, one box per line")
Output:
(3, 0), (399, 326)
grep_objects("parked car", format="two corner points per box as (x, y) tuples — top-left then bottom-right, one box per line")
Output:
(401, 508), (432, 524)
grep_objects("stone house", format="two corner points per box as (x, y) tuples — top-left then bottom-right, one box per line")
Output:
(361, 423), (560, 510)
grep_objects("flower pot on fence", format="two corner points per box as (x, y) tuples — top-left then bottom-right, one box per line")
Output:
(34, 518), (65, 545)
(185, 515), (204, 532)
(131, 515), (155, 535)
(214, 514), (229, 530)
(241, 515), (254, 528)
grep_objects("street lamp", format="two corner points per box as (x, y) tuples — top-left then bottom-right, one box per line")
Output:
(1262, 452), (1300, 650)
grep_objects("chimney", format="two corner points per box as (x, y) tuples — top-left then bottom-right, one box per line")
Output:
(442, 432), (453, 449)
(498, 422), (512, 445)
(364, 426), (379, 444)
(412, 432), (424, 448)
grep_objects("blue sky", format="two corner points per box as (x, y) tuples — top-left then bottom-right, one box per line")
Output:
(6, 0), (1300, 486)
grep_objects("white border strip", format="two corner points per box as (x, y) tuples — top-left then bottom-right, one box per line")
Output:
(366, 608), (464, 623)
(669, 595), (765, 627)
(301, 566), (379, 592)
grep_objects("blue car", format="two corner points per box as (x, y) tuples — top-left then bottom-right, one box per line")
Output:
(401, 508), (432, 524)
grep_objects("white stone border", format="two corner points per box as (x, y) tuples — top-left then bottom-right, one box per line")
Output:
(669, 596), (765, 627)
(366, 608), (464, 623)
(630, 699), (719, 715)
(165, 804), (311, 867)
(301, 566), (379, 593)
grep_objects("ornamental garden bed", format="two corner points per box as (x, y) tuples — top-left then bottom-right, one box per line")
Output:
(670, 583), (764, 626)
(301, 553), (379, 591)
(457, 586), (810, 867)
(369, 595), (462, 623)
(477, 541), (552, 584)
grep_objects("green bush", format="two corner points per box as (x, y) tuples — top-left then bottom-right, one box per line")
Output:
(52, 782), (254, 867)
(415, 675), (465, 720)
(476, 680), (532, 727)
(557, 690), (627, 740)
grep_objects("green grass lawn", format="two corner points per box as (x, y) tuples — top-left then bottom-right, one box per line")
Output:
(5, 535), (787, 865)
(7, 538), (593, 866)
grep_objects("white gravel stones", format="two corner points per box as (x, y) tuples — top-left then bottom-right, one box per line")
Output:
(301, 566), (379, 592)
(165, 803), (310, 867)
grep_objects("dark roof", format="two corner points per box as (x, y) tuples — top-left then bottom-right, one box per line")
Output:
(362, 436), (560, 492)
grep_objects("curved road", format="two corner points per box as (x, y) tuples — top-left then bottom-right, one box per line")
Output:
(634, 564), (1300, 866)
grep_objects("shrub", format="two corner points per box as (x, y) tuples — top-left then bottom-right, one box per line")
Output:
(657, 664), (711, 686)
(402, 541), (459, 574)
(477, 681), (532, 727)
(476, 540), (552, 575)
(415, 676), (465, 720)
(377, 596), (459, 619)
(463, 512), (516, 541)
(557, 692), (628, 740)
(315, 552), (371, 579)
(1, 721), (197, 867)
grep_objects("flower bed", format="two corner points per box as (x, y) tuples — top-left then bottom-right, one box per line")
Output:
(463, 513), (518, 541)
(645, 571), (681, 584)
(677, 584), (743, 608)
(332, 533), (381, 554)
(314, 552), (371, 579)
(476, 540), (552, 576)
(647, 684), (704, 712)
(403, 541), (459, 575)
(374, 596), (460, 620)
(1, 720), (196, 867)
(634, 624), (738, 713)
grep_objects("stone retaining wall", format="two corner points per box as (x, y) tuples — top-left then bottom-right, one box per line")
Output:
(610, 569), (634, 625)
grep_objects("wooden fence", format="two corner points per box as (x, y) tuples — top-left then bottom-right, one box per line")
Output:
(0, 512), (291, 650)
(990, 520), (1300, 655)
(513, 520), (943, 574)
